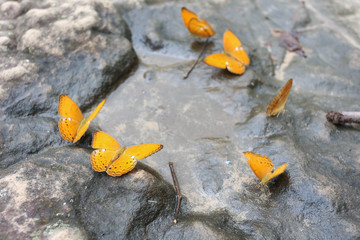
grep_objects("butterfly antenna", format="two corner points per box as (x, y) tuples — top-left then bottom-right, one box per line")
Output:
(183, 38), (210, 79)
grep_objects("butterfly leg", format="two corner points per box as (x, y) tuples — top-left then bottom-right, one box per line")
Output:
(276, 109), (285, 118)
(260, 183), (271, 195)
(264, 184), (271, 195)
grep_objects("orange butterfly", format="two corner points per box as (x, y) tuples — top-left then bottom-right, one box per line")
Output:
(243, 152), (288, 185)
(267, 78), (293, 117)
(58, 94), (106, 143)
(181, 7), (215, 38)
(204, 30), (250, 75)
(91, 131), (163, 177)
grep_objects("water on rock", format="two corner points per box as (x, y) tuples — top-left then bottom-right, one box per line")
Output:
(1, 0), (360, 239)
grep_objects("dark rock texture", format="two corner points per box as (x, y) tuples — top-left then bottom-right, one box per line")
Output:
(78, 166), (175, 239)
(0, 0), (137, 168)
(1, 0), (360, 239)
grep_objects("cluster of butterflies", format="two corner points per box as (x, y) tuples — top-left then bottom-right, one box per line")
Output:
(58, 94), (163, 177)
(57, 7), (294, 186)
(181, 7), (249, 75)
(181, 7), (293, 185)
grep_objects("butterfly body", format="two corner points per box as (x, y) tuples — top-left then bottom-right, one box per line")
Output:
(205, 30), (250, 75)
(91, 131), (163, 177)
(267, 79), (293, 117)
(58, 94), (106, 143)
(181, 7), (215, 38)
(243, 152), (288, 185)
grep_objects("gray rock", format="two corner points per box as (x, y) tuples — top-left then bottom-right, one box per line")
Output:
(78, 163), (175, 239)
(0, 0), (137, 167)
(1, 0), (360, 239)
(0, 117), (58, 168)
(103, 0), (360, 238)
(0, 36), (10, 46)
(1, 1), (21, 19)
(0, 0), (136, 119)
(0, 147), (92, 239)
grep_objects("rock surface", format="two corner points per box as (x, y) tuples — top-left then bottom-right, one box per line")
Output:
(1, 0), (360, 239)
(0, 0), (137, 168)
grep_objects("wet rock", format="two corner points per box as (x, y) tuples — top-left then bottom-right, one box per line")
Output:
(2, 0), (360, 239)
(0, 147), (176, 239)
(163, 220), (235, 240)
(78, 165), (175, 239)
(0, 0), (137, 167)
(143, 31), (164, 50)
(102, 0), (360, 238)
(0, 0), (137, 120)
(0, 117), (58, 168)
(0, 147), (92, 239)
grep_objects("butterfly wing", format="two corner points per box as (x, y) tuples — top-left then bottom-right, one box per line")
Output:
(58, 95), (83, 122)
(58, 94), (83, 142)
(261, 163), (289, 184)
(244, 152), (274, 181)
(181, 7), (198, 28)
(58, 118), (80, 142)
(205, 53), (246, 75)
(223, 30), (242, 52)
(106, 153), (137, 177)
(266, 79), (293, 117)
(106, 144), (163, 177)
(225, 57), (246, 75)
(188, 18), (215, 38)
(123, 144), (163, 160)
(72, 121), (89, 143)
(181, 7), (215, 38)
(87, 98), (106, 122)
(230, 47), (250, 67)
(92, 131), (121, 150)
(91, 149), (118, 172)
(224, 30), (250, 66)
(91, 131), (121, 172)
(204, 53), (228, 69)
(73, 98), (106, 143)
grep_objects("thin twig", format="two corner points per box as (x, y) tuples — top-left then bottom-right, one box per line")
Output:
(326, 111), (360, 125)
(183, 38), (210, 79)
(168, 162), (182, 224)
